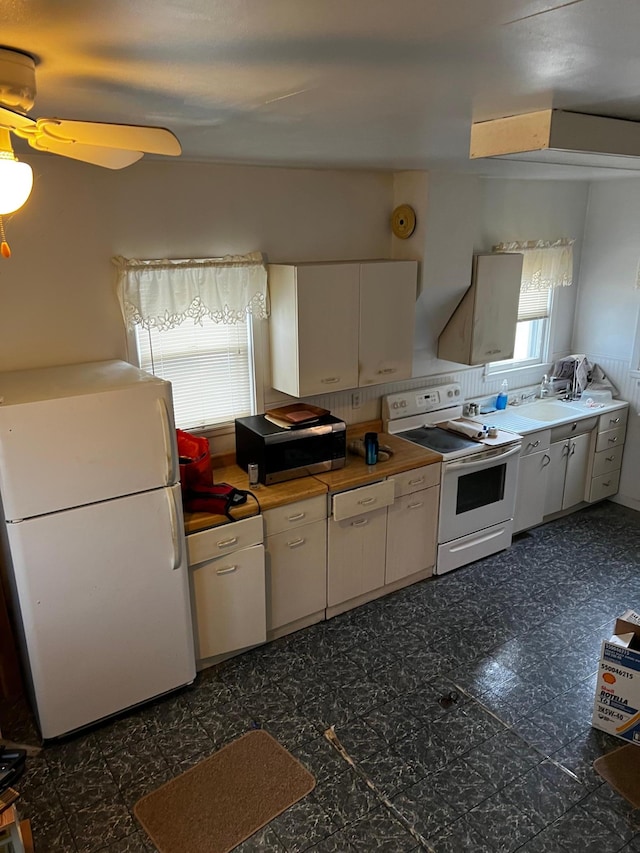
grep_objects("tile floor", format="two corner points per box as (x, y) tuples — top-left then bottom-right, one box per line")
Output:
(3, 500), (640, 852)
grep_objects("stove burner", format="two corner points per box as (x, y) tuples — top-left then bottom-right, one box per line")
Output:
(400, 426), (478, 454)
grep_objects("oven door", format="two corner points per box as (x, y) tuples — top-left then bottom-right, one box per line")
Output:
(439, 443), (521, 543)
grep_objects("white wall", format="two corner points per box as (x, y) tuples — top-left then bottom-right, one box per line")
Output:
(0, 156), (391, 372)
(2, 157), (594, 437)
(573, 178), (640, 509)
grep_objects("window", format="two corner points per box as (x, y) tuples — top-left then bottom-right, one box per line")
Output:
(510, 287), (553, 365)
(114, 252), (268, 431)
(135, 317), (255, 430)
(487, 239), (573, 374)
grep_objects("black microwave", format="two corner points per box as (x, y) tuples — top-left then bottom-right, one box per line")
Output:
(235, 414), (346, 485)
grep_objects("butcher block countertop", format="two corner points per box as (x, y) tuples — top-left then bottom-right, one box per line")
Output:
(183, 424), (441, 534)
(183, 468), (327, 534)
(311, 432), (440, 492)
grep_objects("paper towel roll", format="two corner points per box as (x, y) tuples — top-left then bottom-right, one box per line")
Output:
(443, 420), (487, 440)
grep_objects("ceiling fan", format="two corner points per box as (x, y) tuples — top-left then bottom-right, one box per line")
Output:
(0, 47), (181, 170)
(0, 46), (181, 256)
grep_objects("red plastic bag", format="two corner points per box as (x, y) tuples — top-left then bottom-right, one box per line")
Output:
(176, 429), (211, 494)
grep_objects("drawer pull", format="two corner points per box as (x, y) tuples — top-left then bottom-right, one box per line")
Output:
(610, 417), (621, 424)
(286, 537), (305, 548)
(321, 377), (340, 384)
(608, 436), (618, 443)
(351, 518), (369, 527)
(408, 477), (425, 486)
(216, 565), (237, 575)
(377, 367), (397, 375)
(603, 481), (612, 487)
(527, 440), (541, 449)
(542, 454), (551, 466)
(605, 455), (615, 462)
(358, 497), (376, 506)
(217, 536), (239, 548)
(287, 512), (306, 522)
(407, 501), (424, 510)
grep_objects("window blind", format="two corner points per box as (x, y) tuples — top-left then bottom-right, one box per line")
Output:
(517, 287), (550, 322)
(136, 318), (252, 430)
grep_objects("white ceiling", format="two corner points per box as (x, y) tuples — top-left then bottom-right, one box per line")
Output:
(4, 0), (640, 179)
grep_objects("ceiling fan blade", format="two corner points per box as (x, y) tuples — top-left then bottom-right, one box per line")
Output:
(27, 134), (143, 169)
(36, 118), (181, 156)
(0, 105), (36, 133)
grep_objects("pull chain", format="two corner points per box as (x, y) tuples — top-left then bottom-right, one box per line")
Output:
(0, 216), (11, 258)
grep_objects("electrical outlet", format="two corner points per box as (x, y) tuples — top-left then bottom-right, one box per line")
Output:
(351, 391), (361, 409)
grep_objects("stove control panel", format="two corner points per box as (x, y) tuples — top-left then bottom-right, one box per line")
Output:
(383, 383), (462, 420)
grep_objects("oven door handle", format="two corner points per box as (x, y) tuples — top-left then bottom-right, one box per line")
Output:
(444, 443), (522, 472)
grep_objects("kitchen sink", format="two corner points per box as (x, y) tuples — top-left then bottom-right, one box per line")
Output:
(513, 401), (579, 421)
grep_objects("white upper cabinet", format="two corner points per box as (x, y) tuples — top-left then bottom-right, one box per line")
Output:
(358, 261), (417, 386)
(268, 263), (359, 397)
(437, 253), (523, 365)
(268, 260), (417, 397)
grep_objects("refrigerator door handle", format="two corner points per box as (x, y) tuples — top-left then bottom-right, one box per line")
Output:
(167, 487), (184, 571)
(158, 397), (178, 486)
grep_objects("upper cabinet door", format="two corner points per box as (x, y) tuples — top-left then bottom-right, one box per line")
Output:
(269, 263), (359, 397)
(437, 253), (523, 366)
(470, 254), (523, 364)
(358, 261), (417, 387)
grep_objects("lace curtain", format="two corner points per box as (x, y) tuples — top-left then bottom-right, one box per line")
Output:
(114, 251), (269, 330)
(492, 238), (574, 292)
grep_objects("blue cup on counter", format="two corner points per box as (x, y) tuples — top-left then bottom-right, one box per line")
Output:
(364, 432), (379, 465)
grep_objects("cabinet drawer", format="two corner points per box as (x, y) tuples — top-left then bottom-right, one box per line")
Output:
(331, 479), (395, 521)
(187, 515), (263, 566)
(191, 543), (266, 660)
(592, 446), (624, 478)
(595, 425), (626, 453)
(390, 464), (440, 498)
(263, 495), (326, 537)
(550, 416), (598, 442)
(588, 469), (621, 503)
(520, 429), (551, 457)
(598, 408), (628, 434)
(266, 519), (327, 630)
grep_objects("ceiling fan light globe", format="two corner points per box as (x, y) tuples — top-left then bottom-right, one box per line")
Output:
(0, 156), (33, 213)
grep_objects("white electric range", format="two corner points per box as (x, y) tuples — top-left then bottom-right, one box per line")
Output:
(383, 383), (522, 574)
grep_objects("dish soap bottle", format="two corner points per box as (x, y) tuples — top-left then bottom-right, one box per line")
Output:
(496, 379), (509, 410)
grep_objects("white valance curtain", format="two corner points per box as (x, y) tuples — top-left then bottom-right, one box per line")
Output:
(114, 251), (269, 330)
(492, 238), (575, 292)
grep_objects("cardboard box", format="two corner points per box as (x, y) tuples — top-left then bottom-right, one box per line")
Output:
(592, 609), (640, 743)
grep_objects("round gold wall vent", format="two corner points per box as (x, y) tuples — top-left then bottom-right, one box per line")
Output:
(391, 204), (416, 239)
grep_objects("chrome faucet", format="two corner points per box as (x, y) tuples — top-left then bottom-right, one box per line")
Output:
(519, 390), (537, 403)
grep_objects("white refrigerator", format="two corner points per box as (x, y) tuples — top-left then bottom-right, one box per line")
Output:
(0, 359), (196, 739)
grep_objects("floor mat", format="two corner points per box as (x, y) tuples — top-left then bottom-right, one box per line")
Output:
(593, 742), (640, 808)
(134, 729), (315, 853)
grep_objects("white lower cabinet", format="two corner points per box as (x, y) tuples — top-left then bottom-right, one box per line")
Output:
(385, 465), (440, 583)
(544, 432), (592, 516)
(187, 515), (266, 664)
(263, 495), (327, 635)
(513, 430), (551, 534)
(327, 467), (440, 611)
(385, 488), (438, 583)
(586, 406), (628, 503)
(327, 505), (388, 608)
